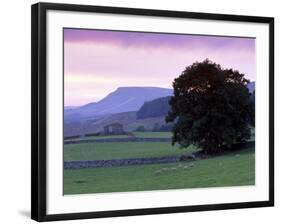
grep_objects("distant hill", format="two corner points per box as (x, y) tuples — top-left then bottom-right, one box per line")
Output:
(64, 83), (255, 134)
(137, 96), (171, 119)
(64, 111), (168, 137)
(64, 87), (173, 122)
(136, 82), (255, 119)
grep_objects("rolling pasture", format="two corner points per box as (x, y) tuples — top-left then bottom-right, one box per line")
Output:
(64, 142), (194, 161)
(64, 131), (255, 195)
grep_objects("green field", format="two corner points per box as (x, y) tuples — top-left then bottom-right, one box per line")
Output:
(132, 131), (172, 138)
(64, 134), (129, 142)
(64, 142), (195, 161)
(64, 132), (172, 142)
(64, 131), (255, 195)
(82, 135), (129, 140)
(64, 147), (255, 195)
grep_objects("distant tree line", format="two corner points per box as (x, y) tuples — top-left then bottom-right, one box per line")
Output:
(136, 96), (171, 119)
(134, 123), (174, 132)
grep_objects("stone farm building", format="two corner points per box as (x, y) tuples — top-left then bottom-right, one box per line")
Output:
(104, 123), (125, 135)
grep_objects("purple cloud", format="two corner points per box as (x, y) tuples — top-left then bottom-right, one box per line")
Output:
(64, 28), (256, 106)
(64, 28), (255, 51)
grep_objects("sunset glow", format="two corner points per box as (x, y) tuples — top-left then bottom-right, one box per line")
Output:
(64, 29), (256, 106)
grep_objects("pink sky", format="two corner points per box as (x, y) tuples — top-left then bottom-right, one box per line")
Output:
(64, 29), (256, 106)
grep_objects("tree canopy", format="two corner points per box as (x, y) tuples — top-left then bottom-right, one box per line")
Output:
(166, 59), (254, 154)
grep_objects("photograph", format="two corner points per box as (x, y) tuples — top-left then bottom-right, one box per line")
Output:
(63, 28), (256, 195)
(31, 2), (274, 221)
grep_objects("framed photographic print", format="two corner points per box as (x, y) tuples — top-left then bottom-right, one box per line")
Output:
(31, 2), (274, 222)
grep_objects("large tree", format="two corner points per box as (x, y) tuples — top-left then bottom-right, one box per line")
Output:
(166, 59), (254, 154)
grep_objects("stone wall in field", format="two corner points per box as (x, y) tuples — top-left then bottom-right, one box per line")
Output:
(64, 156), (179, 169)
(64, 137), (172, 145)
(64, 141), (255, 169)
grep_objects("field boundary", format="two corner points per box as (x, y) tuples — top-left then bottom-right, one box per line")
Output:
(64, 137), (172, 144)
(64, 141), (254, 169)
(64, 155), (180, 169)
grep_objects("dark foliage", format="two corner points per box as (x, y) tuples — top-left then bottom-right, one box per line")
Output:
(135, 125), (146, 132)
(152, 122), (174, 132)
(84, 132), (101, 137)
(249, 90), (255, 126)
(136, 96), (171, 119)
(166, 59), (254, 154)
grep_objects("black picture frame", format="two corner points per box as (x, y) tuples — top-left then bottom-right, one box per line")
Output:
(31, 2), (274, 222)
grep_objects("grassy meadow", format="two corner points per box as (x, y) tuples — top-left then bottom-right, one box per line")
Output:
(132, 131), (172, 138)
(64, 142), (196, 161)
(64, 146), (255, 195)
(63, 131), (255, 195)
